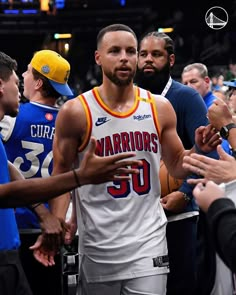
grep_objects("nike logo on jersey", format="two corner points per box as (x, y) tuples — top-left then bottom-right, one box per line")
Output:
(95, 117), (111, 126)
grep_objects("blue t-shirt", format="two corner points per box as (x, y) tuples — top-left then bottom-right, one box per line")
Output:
(0, 138), (20, 250)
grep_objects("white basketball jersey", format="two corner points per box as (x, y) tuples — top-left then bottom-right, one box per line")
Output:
(76, 86), (168, 282)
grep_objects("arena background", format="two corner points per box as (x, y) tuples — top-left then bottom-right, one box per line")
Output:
(0, 0), (235, 95)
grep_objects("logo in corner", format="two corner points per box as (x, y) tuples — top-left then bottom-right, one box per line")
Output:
(205, 6), (228, 30)
(95, 117), (111, 126)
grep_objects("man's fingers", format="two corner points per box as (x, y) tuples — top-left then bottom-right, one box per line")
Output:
(187, 178), (205, 185)
(87, 136), (97, 155)
(115, 159), (143, 167)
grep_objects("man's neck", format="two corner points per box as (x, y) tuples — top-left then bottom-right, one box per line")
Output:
(97, 83), (136, 112)
(30, 95), (57, 107)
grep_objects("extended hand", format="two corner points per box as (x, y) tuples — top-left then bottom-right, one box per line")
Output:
(64, 218), (78, 245)
(193, 180), (225, 212)
(160, 191), (189, 213)
(195, 124), (221, 153)
(39, 214), (68, 252)
(29, 234), (57, 267)
(78, 137), (143, 186)
(184, 145), (236, 184)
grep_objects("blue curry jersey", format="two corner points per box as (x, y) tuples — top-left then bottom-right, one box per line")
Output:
(0, 102), (59, 228)
(0, 138), (20, 249)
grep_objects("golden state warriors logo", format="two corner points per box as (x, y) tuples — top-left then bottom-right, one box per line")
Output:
(205, 6), (228, 30)
(41, 65), (50, 74)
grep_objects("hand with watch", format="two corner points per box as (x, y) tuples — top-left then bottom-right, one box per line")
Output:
(208, 98), (234, 131)
(219, 123), (236, 140)
(219, 123), (236, 159)
(208, 98), (236, 158)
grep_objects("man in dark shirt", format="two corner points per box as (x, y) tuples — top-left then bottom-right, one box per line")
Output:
(135, 31), (209, 295)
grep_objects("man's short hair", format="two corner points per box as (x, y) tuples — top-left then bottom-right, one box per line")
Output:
(0, 51), (17, 81)
(97, 24), (137, 48)
(139, 32), (175, 56)
(182, 63), (208, 78)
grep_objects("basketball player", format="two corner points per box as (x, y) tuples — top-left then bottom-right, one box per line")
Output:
(0, 50), (141, 295)
(40, 24), (220, 295)
(135, 32), (211, 295)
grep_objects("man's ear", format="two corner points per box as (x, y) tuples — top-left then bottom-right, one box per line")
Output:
(205, 76), (211, 85)
(169, 54), (175, 68)
(35, 78), (43, 89)
(95, 50), (101, 66)
(0, 79), (4, 96)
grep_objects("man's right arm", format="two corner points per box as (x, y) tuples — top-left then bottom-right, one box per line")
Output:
(48, 98), (85, 219)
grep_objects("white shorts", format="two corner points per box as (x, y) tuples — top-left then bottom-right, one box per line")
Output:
(78, 273), (167, 295)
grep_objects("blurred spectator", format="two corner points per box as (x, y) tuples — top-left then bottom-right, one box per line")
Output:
(224, 61), (236, 81)
(182, 63), (216, 108)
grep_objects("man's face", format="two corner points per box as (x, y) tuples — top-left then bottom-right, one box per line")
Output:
(0, 71), (20, 117)
(95, 31), (138, 87)
(138, 36), (172, 74)
(182, 68), (209, 98)
(135, 36), (173, 94)
(22, 64), (37, 100)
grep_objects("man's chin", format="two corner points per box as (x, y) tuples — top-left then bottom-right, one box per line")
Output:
(143, 69), (155, 74)
(142, 71), (155, 77)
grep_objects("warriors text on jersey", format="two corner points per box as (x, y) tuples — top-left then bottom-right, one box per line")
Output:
(76, 86), (169, 282)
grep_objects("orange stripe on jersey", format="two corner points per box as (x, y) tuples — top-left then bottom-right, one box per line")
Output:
(78, 94), (92, 152)
(148, 91), (161, 141)
(92, 86), (140, 118)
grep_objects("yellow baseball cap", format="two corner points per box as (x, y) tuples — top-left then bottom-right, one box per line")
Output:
(30, 50), (73, 96)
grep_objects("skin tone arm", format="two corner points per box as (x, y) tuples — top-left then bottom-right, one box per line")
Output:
(8, 161), (64, 233)
(154, 95), (221, 179)
(48, 97), (88, 220)
(0, 137), (142, 208)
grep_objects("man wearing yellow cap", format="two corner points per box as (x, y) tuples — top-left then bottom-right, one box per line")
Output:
(0, 49), (74, 295)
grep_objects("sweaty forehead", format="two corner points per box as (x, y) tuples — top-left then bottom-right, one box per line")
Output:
(100, 31), (137, 48)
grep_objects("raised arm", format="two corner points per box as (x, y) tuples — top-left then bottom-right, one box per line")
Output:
(49, 98), (84, 219)
(156, 96), (219, 179)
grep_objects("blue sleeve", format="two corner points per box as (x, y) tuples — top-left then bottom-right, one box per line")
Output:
(182, 91), (208, 144)
(177, 90), (208, 198)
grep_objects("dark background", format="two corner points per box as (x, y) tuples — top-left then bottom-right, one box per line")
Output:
(0, 0), (235, 93)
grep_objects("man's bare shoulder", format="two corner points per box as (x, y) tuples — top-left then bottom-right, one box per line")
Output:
(152, 94), (174, 111)
(58, 96), (85, 118)
(56, 96), (87, 136)
(151, 94), (177, 130)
